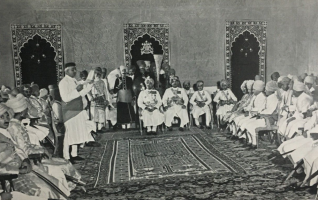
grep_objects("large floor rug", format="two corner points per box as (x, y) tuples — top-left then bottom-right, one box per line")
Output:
(96, 130), (245, 186)
(69, 128), (317, 200)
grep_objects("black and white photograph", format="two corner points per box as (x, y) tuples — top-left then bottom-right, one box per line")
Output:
(0, 0), (318, 199)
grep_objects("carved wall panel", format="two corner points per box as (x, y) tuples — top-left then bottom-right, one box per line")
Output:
(123, 23), (169, 68)
(225, 21), (267, 88)
(11, 24), (63, 87)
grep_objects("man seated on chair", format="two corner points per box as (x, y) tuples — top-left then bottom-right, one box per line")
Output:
(243, 81), (280, 149)
(162, 79), (189, 131)
(234, 80), (267, 138)
(0, 103), (80, 199)
(21, 85), (50, 145)
(278, 81), (313, 140)
(190, 80), (212, 129)
(138, 77), (164, 134)
(277, 87), (318, 158)
(213, 79), (237, 128)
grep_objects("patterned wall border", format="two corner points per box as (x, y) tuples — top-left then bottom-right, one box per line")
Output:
(123, 23), (169, 68)
(11, 24), (63, 87)
(225, 21), (267, 88)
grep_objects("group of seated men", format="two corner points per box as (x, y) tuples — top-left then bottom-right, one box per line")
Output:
(0, 60), (236, 199)
(220, 71), (318, 189)
(0, 86), (83, 199)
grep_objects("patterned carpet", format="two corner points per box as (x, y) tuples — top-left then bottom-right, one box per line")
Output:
(69, 128), (317, 200)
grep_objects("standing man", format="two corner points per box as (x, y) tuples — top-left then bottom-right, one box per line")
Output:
(113, 65), (135, 129)
(59, 62), (99, 162)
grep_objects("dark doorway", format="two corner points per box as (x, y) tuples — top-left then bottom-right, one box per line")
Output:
(20, 34), (57, 89)
(231, 31), (260, 99)
(130, 34), (163, 69)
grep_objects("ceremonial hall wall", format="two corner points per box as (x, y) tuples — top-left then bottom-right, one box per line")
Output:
(0, 0), (318, 87)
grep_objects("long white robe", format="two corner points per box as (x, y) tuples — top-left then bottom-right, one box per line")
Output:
(138, 89), (164, 127)
(190, 90), (212, 125)
(162, 87), (189, 127)
(58, 75), (94, 146)
(278, 92), (313, 139)
(237, 92), (266, 129)
(245, 93), (279, 145)
(213, 88), (237, 116)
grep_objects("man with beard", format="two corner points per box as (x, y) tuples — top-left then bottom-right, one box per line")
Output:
(137, 77), (164, 134)
(162, 79), (189, 131)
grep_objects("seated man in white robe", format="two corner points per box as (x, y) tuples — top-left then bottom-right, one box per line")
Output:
(277, 87), (318, 159)
(244, 81), (280, 148)
(213, 79), (237, 126)
(162, 79), (189, 131)
(235, 80), (266, 137)
(138, 77), (164, 134)
(190, 80), (212, 129)
(278, 81), (313, 140)
(224, 80), (248, 123)
(277, 77), (293, 126)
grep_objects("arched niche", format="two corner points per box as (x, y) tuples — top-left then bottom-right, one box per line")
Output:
(11, 24), (63, 87)
(123, 23), (169, 68)
(225, 21), (267, 88)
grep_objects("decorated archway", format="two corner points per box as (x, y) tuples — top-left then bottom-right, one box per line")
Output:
(123, 23), (169, 68)
(225, 21), (267, 88)
(11, 24), (63, 87)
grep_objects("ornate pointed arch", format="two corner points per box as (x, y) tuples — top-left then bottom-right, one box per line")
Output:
(225, 21), (267, 88)
(11, 24), (63, 87)
(123, 23), (169, 68)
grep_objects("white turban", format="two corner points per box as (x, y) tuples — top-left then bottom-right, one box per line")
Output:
(246, 80), (254, 90)
(304, 76), (315, 85)
(293, 81), (306, 92)
(107, 68), (121, 90)
(253, 80), (265, 91)
(39, 88), (48, 98)
(240, 80), (247, 91)
(0, 103), (10, 116)
(6, 94), (28, 113)
(119, 65), (127, 74)
(266, 81), (279, 92)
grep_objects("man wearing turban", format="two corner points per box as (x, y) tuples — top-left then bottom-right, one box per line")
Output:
(114, 65), (135, 129)
(223, 80), (248, 122)
(0, 103), (62, 200)
(190, 80), (212, 129)
(243, 81), (280, 148)
(234, 80), (266, 138)
(137, 77), (164, 134)
(58, 62), (97, 161)
(2, 100), (82, 199)
(230, 80), (255, 137)
(304, 75), (315, 93)
(162, 79), (189, 131)
(90, 67), (110, 133)
(276, 87), (318, 183)
(277, 77), (294, 126)
(213, 79), (237, 127)
(278, 81), (313, 140)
